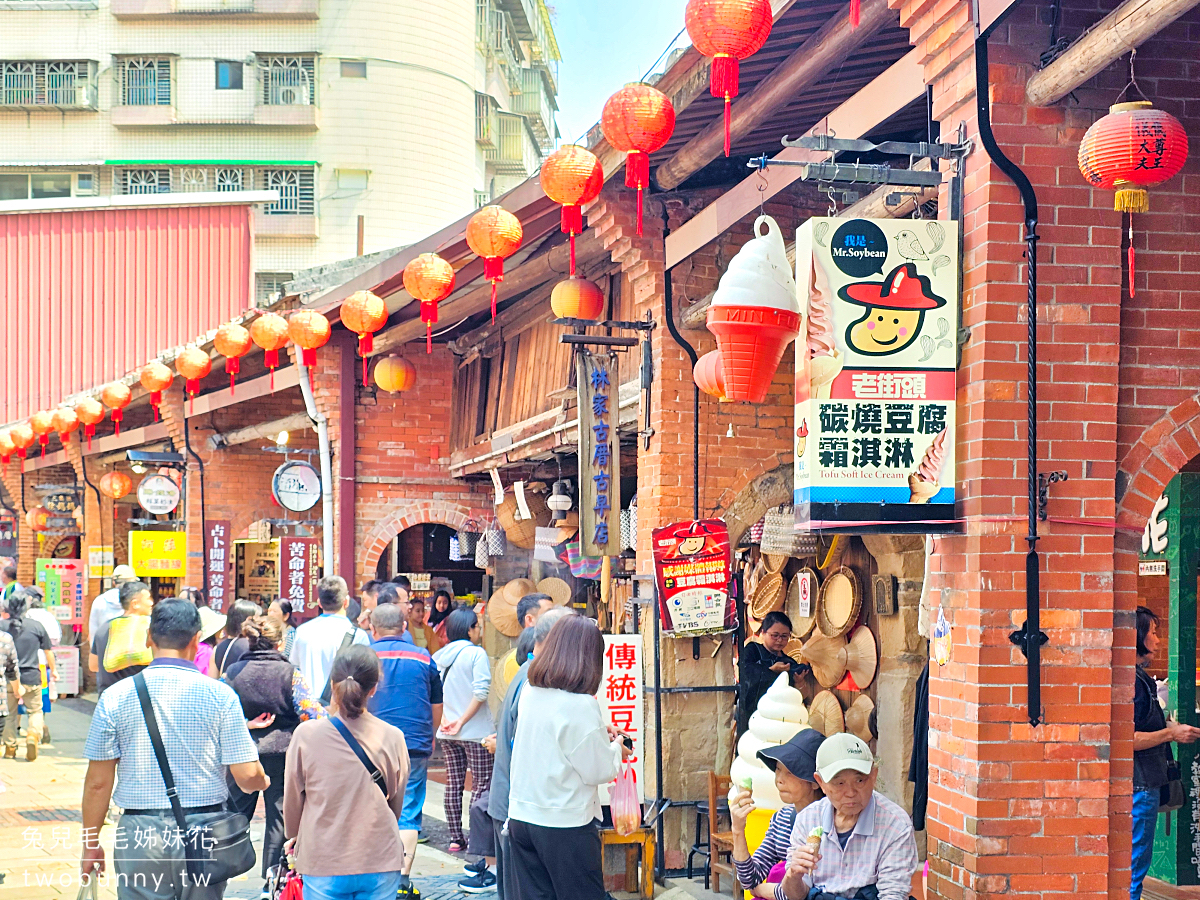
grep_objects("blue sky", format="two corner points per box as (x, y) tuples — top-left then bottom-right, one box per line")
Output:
(552, 0), (691, 145)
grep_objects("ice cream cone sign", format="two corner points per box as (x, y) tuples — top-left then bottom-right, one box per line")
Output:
(796, 420), (808, 458)
(840, 263), (946, 357)
(908, 428), (948, 504)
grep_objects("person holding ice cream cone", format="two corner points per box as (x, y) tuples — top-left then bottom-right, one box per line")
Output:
(780, 734), (917, 900)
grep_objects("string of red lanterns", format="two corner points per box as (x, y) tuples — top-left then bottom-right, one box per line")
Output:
(403, 253), (456, 353)
(466, 206), (524, 322)
(75, 398), (105, 450)
(10, 422), (34, 472)
(540, 146), (604, 275)
(251, 313), (291, 389)
(215, 323), (253, 395)
(342, 290), (390, 385)
(140, 361), (174, 420)
(601, 83), (676, 236)
(29, 410), (54, 458)
(289, 310), (332, 368)
(101, 383), (131, 436)
(0, 432), (14, 473)
(176, 347), (213, 414)
(52, 408), (79, 445)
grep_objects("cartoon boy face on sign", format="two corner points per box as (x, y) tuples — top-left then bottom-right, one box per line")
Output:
(839, 263), (947, 356)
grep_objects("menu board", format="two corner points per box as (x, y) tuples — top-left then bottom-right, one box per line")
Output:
(36, 558), (85, 627)
(794, 217), (959, 532)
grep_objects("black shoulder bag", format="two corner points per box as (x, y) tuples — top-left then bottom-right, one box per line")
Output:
(133, 673), (256, 883)
(319, 626), (359, 707)
(329, 716), (388, 796)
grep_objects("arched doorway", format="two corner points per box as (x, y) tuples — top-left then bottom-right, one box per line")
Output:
(375, 522), (484, 600)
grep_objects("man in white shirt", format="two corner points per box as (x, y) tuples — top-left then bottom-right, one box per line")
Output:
(86, 565), (138, 647)
(289, 575), (370, 701)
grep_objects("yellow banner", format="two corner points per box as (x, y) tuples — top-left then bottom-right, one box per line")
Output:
(129, 531), (186, 578)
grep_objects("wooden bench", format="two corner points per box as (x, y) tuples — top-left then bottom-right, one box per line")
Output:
(601, 826), (656, 898)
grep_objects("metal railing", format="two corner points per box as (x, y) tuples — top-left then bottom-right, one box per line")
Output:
(486, 111), (542, 176)
(512, 66), (556, 150)
(0, 61), (96, 108)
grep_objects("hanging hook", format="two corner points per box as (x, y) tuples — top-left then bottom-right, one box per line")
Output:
(1115, 49), (1149, 104)
(756, 169), (768, 217)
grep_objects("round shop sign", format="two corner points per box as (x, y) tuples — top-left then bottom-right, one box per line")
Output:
(272, 461), (321, 512)
(137, 474), (180, 515)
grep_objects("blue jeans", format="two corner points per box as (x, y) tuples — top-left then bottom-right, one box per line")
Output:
(302, 871), (403, 900)
(398, 755), (428, 832)
(1132, 788), (1159, 900)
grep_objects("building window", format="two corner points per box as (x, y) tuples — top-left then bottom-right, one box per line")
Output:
(340, 60), (366, 78)
(336, 169), (368, 192)
(215, 61), (243, 90)
(0, 172), (79, 200)
(119, 58), (171, 106)
(215, 168), (244, 191)
(179, 168), (208, 192)
(120, 169), (171, 194)
(0, 61), (88, 107)
(75, 172), (96, 195)
(258, 56), (315, 106)
(256, 272), (293, 307)
(259, 168), (315, 215)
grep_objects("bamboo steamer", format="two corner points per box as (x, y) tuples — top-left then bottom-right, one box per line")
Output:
(749, 571), (786, 619)
(495, 493), (551, 550)
(817, 566), (861, 638)
(802, 633), (849, 688)
(785, 568), (819, 639)
(488, 591), (521, 637)
(808, 691), (845, 737)
(846, 694), (876, 742)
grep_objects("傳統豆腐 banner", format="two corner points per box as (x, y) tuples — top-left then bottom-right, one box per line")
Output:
(794, 217), (959, 532)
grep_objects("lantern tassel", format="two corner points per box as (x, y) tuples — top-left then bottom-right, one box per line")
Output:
(1128, 214), (1136, 300)
(40, 436), (48, 458)
(484, 257), (504, 322)
(112, 408), (122, 437)
(427, 324), (433, 354)
(302, 348), (317, 368)
(1114, 185), (1149, 214)
(626, 152), (650, 237)
(227, 357), (240, 396)
(850, 0), (860, 26)
(85, 423), (94, 450)
(150, 391), (162, 421)
(358, 334), (374, 386)
(709, 55), (739, 158)
(570, 234), (577, 276)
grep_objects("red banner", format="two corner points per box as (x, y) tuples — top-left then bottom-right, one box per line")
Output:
(651, 519), (733, 636)
(280, 537), (320, 619)
(204, 520), (232, 611)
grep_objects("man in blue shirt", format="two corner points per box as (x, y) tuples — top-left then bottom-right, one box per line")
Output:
(368, 602), (442, 899)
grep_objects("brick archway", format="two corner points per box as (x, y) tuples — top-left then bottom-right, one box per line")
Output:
(716, 462), (793, 547)
(1117, 396), (1200, 534)
(356, 500), (476, 583)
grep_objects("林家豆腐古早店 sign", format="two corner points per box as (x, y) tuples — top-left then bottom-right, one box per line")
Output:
(794, 217), (959, 532)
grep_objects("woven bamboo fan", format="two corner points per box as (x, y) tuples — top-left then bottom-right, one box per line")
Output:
(842, 625), (879, 691)
(537, 577), (572, 606)
(783, 637), (806, 664)
(762, 553), (788, 574)
(846, 694), (875, 742)
(785, 568), (819, 640)
(809, 691), (845, 737)
(495, 493), (551, 550)
(749, 572), (786, 619)
(802, 633), (848, 688)
(503, 578), (537, 605)
(817, 566), (861, 638)
(488, 591), (521, 637)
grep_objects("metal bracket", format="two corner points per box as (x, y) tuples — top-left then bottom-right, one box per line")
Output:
(1037, 470), (1069, 521)
(780, 135), (971, 160)
(1009, 621), (1049, 660)
(552, 317), (655, 332)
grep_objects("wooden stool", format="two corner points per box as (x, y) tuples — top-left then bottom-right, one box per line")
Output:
(600, 827), (656, 898)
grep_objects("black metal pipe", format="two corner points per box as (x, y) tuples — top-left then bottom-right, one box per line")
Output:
(976, 31), (1045, 727)
(79, 453), (108, 592)
(661, 223), (701, 521)
(182, 386), (209, 595)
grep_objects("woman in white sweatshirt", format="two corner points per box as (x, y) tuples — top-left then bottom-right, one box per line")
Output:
(507, 614), (632, 900)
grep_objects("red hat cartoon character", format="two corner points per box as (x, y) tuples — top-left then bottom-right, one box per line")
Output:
(839, 263), (946, 356)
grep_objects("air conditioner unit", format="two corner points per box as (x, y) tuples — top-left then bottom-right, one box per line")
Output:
(269, 75), (310, 106)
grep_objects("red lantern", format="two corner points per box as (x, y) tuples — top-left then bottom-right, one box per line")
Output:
(214, 323), (253, 394)
(52, 408), (79, 445)
(373, 356), (417, 393)
(403, 254), (456, 353)
(289, 311), (331, 368)
(251, 313), (291, 389)
(99, 471), (133, 500)
(540, 146), (604, 275)
(0, 432), (13, 471)
(550, 276), (606, 321)
(694, 349), (727, 400)
(601, 84), (676, 236)
(175, 347), (212, 414)
(685, 0), (773, 156)
(10, 422), (35, 472)
(466, 207), (524, 322)
(30, 410), (55, 457)
(27, 506), (50, 533)
(1078, 100), (1189, 298)
(76, 397), (105, 450)
(342, 291), (390, 385)
(140, 361), (174, 421)
(101, 382), (131, 436)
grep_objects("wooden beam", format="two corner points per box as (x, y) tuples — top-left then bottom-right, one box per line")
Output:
(184, 365), (301, 419)
(654, 0), (897, 191)
(1026, 0), (1200, 105)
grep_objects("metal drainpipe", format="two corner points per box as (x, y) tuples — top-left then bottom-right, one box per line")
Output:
(299, 363), (336, 580)
(79, 454), (108, 591)
(975, 28), (1047, 726)
(182, 388), (209, 594)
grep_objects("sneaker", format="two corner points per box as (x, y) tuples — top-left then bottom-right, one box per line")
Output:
(464, 858), (488, 875)
(458, 869), (497, 893)
(416, 831), (429, 844)
(3, 745), (14, 759)
(397, 887), (421, 900)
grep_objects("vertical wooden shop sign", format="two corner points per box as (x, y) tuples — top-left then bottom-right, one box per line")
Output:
(279, 536), (319, 618)
(577, 350), (620, 558)
(204, 520), (232, 611)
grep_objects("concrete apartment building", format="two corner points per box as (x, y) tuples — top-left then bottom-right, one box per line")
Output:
(0, 0), (560, 303)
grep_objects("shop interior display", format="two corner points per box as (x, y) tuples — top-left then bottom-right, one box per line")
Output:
(785, 568), (819, 639)
(749, 571), (786, 619)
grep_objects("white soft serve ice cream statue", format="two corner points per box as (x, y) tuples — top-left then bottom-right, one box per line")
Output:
(729, 672), (810, 809)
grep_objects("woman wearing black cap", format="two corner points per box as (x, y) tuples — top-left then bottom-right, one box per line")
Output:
(730, 729), (825, 898)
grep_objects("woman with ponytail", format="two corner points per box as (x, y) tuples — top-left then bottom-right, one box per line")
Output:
(284, 644), (411, 900)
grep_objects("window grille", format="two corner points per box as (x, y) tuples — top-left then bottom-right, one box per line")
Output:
(258, 56), (315, 106)
(0, 61), (87, 107)
(255, 272), (293, 307)
(119, 57), (171, 106)
(179, 168), (207, 192)
(120, 168), (171, 194)
(215, 168), (244, 191)
(258, 168), (315, 215)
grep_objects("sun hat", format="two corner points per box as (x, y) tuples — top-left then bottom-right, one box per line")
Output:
(756, 728), (825, 782)
(815, 732), (874, 782)
(197, 605), (227, 642)
(112, 564), (137, 582)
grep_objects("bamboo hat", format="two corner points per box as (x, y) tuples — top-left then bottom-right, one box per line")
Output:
(817, 566), (861, 638)
(845, 694), (876, 743)
(537, 577), (572, 606)
(503, 578), (537, 605)
(493, 648), (521, 698)
(763, 553), (788, 574)
(802, 633), (849, 688)
(488, 590), (521, 637)
(749, 571), (786, 619)
(808, 691), (845, 737)
(840, 626), (879, 691)
(785, 568), (819, 640)
(783, 637), (806, 665)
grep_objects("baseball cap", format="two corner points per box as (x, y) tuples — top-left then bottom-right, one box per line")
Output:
(757, 729), (825, 782)
(112, 564), (137, 581)
(814, 732), (874, 782)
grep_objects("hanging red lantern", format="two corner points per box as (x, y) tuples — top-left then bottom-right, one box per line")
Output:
(694, 349), (728, 400)
(10, 422), (35, 472)
(30, 410), (55, 458)
(403, 254), (456, 353)
(214, 323), (253, 394)
(101, 382), (131, 436)
(685, 0), (773, 156)
(342, 291), (390, 385)
(373, 356), (417, 393)
(175, 347), (212, 414)
(1078, 100), (1189, 299)
(289, 311), (331, 368)
(540, 146), (604, 275)
(251, 313), (291, 389)
(140, 361), (174, 421)
(75, 397), (105, 450)
(601, 83), (676, 236)
(99, 471), (133, 500)
(550, 276), (606, 321)
(27, 506), (50, 532)
(466, 206), (524, 322)
(52, 408), (79, 445)
(0, 432), (12, 473)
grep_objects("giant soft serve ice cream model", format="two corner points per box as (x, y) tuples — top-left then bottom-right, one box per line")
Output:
(706, 215), (802, 404)
(729, 672), (809, 810)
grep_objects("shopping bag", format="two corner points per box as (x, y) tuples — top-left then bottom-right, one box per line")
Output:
(103, 615), (152, 672)
(611, 762), (642, 836)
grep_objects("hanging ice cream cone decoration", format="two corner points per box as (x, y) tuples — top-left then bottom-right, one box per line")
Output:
(214, 323), (253, 395)
(10, 422), (35, 472)
(601, 84), (676, 236)
(403, 253), (456, 354)
(540, 146), (603, 275)
(251, 313), (291, 390)
(52, 408), (79, 447)
(341, 290), (390, 385)
(139, 361), (174, 421)
(706, 215), (801, 403)
(466, 207), (524, 322)
(101, 383), (131, 437)
(75, 397), (105, 450)
(175, 347), (212, 415)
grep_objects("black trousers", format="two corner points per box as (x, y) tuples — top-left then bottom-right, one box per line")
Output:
(226, 752), (287, 877)
(508, 818), (604, 900)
